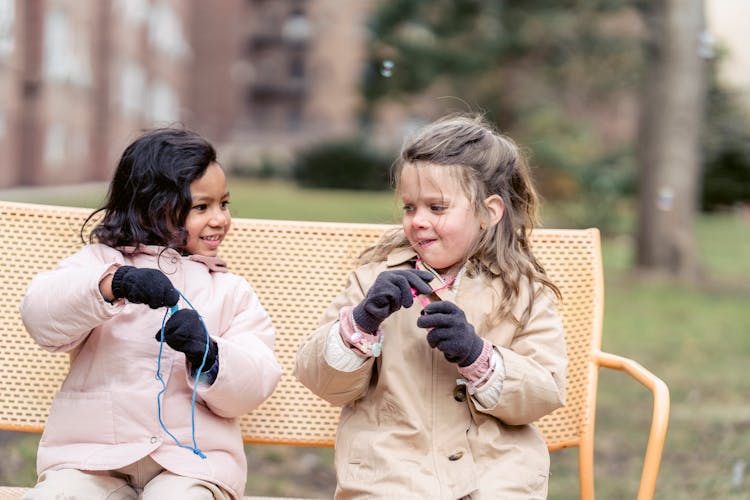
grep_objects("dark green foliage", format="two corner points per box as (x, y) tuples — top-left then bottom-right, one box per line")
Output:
(363, 0), (497, 105)
(362, 0), (645, 230)
(702, 67), (750, 211)
(292, 138), (392, 191)
(702, 144), (750, 211)
(363, 0), (644, 110)
(533, 135), (636, 232)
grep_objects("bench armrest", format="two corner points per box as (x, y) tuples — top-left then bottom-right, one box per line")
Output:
(593, 350), (670, 500)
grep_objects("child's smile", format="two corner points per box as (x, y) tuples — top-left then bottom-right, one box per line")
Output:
(415, 238), (436, 248)
(199, 233), (224, 251)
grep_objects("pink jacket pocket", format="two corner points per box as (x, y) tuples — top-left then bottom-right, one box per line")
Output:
(41, 391), (115, 445)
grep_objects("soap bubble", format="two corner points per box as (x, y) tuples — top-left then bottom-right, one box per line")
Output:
(380, 60), (395, 78)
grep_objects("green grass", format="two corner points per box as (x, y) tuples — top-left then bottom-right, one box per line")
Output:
(227, 178), (401, 223)
(549, 283), (750, 498)
(548, 213), (750, 499)
(2, 180), (749, 498)
(696, 213), (750, 281)
(0, 182), (111, 210)
(0, 178), (401, 224)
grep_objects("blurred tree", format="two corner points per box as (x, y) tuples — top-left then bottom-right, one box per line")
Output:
(634, 0), (707, 281)
(362, 0), (644, 233)
(363, 0), (641, 126)
(363, 0), (709, 280)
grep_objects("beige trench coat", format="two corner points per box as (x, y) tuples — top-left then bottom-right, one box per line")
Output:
(295, 247), (566, 499)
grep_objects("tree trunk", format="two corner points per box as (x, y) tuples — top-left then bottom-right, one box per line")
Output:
(635, 0), (707, 282)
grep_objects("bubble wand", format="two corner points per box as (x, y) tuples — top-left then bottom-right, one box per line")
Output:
(410, 259), (457, 309)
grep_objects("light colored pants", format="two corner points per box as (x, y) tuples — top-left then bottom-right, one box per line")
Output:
(21, 455), (231, 500)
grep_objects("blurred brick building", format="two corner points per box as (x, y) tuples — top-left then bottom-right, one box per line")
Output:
(0, 0), (374, 188)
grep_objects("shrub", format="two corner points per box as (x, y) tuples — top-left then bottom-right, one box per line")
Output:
(292, 138), (391, 190)
(702, 143), (750, 211)
(702, 72), (750, 211)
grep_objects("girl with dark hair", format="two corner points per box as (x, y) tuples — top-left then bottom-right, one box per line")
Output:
(20, 128), (282, 500)
(295, 113), (566, 499)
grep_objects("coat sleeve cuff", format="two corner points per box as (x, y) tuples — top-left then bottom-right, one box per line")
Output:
(338, 306), (384, 357)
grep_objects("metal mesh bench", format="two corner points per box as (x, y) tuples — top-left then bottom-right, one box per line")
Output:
(0, 200), (669, 499)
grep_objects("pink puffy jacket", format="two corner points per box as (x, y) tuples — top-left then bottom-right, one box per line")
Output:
(20, 244), (282, 499)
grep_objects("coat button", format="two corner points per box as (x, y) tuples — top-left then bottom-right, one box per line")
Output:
(453, 384), (467, 402)
(150, 436), (158, 444)
(448, 451), (464, 461)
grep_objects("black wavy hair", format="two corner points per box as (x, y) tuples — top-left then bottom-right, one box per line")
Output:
(83, 128), (217, 252)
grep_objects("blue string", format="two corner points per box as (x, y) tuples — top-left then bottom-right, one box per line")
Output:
(155, 290), (210, 459)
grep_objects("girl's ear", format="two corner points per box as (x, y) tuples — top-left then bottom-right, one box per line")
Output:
(483, 194), (505, 228)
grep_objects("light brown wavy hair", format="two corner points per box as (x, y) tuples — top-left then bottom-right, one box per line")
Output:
(360, 113), (561, 329)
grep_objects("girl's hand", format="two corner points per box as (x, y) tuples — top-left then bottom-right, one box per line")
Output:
(352, 270), (434, 333)
(111, 266), (179, 309)
(418, 301), (484, 367)
(156, 309), (218, 370)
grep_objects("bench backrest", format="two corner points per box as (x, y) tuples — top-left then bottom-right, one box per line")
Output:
(0, 200), (603, 451)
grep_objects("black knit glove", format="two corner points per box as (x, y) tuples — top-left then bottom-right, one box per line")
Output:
(156, 309), (218, 370)
(352, 270), (434, 333)
(111, 266), (179, 309)
(418, 301), (484, 367)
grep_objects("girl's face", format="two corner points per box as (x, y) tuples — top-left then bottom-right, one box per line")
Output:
(400, 163), (483, 277)
(184, 162), (231, 257)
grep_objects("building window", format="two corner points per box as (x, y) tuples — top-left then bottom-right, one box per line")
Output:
(289, 53), (305, 79)
(148, 80), (179, 125)
(281, 11), (311, 46)
(120, 62), (146, 116)
(148, 0), (189, 59)
(43, 8), (91, 86)
(44, 123), (67, 170)
(0, 0), (14, 57)
(287, 105), (302, 131)
(116, 0), (149, 26)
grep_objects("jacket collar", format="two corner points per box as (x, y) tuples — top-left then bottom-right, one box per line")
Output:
(385, 246), (419, 268)
(117, 245), (228, 273)
(187, 254), (228, 273)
